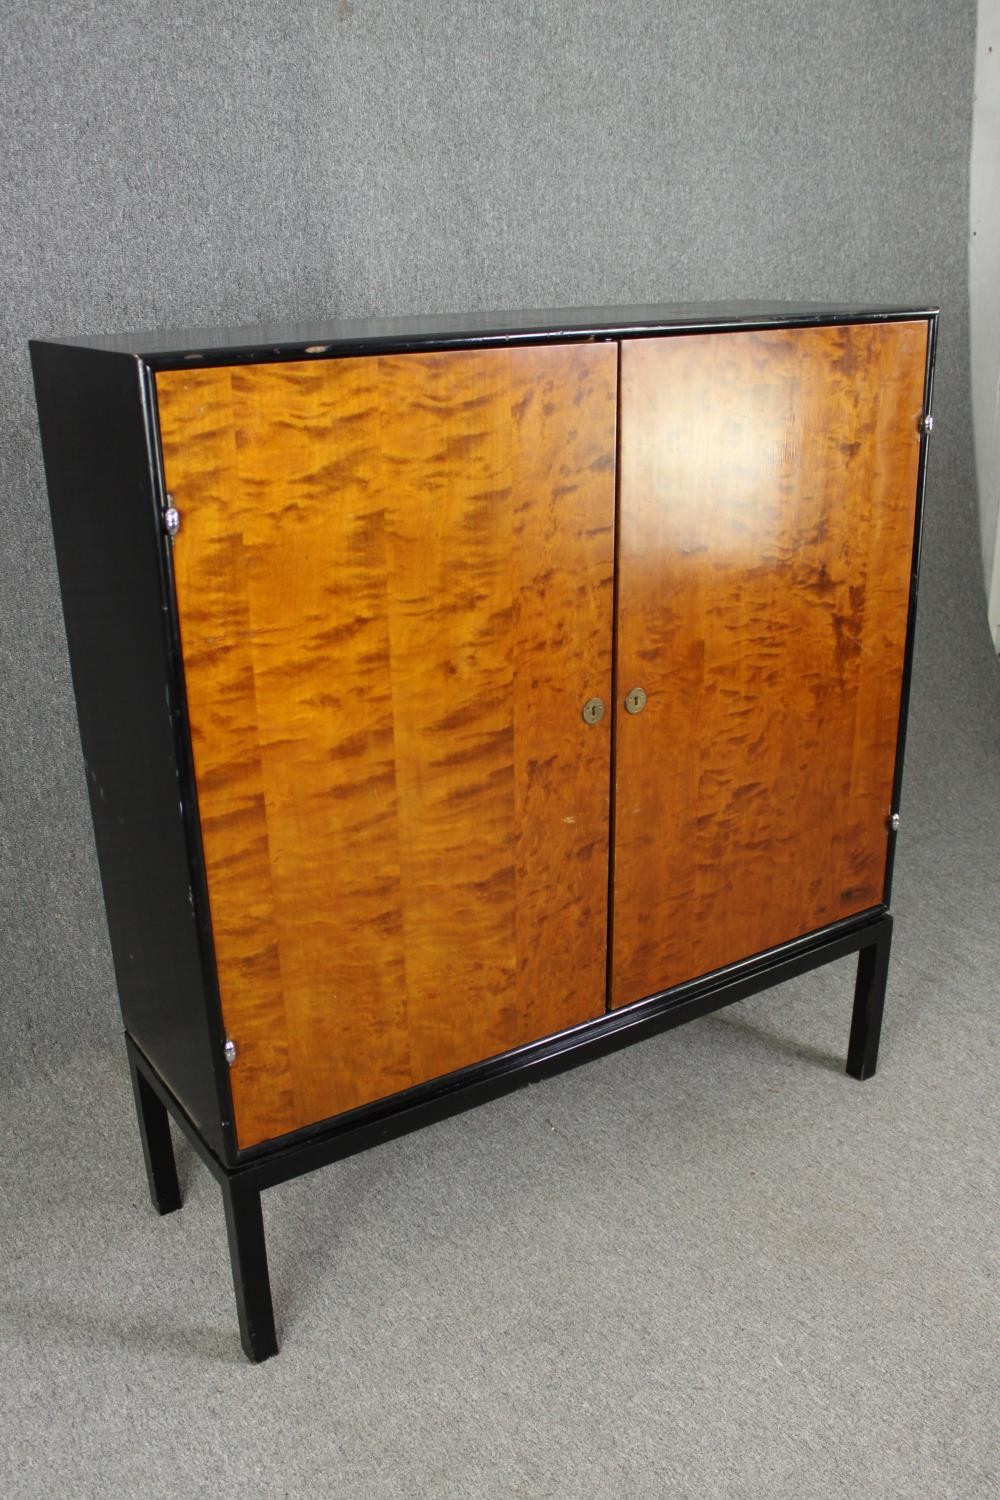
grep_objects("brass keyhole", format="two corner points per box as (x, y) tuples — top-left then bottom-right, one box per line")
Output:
(582, 697), (606, 725)
(624, 686), (647, 715)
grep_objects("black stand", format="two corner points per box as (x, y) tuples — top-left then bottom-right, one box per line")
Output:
(125, 908), (893, 1364)
(128, 1042), (278, 1362)
(128, 1051), (181, 1216)
(221, 1175), (278, 1363)
(847, 913), (892, 1081)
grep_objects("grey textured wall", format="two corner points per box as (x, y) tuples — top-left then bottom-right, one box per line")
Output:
(1, 1), (993, 1083)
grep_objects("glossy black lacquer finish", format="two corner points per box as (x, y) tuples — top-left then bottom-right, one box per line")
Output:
(128, 909), (893, 1361)
(30, 341), (234, 1159)
(883, 312), (939, 905)
(33, 300), (938, 369)
(847, 918), (893, 1080)
(128, 1049), (181, 1216)
(221, 1176), (278, 1363)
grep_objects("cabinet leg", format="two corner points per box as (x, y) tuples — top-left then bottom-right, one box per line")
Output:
(128, 1052), (181, 1215)
(221, 1174), (278, 1363)
(847, 917), (892, 1081)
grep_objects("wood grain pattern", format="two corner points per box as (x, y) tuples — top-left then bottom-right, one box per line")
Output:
(156, 344), (617, 1148)
(611, 321), (928, 1009)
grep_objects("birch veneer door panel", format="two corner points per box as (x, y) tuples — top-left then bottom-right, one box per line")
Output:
(156, 343), (617, 1148)
(611, 321), (928, 1010)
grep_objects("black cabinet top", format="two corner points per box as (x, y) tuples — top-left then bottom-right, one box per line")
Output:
(31, 301), (938, 369)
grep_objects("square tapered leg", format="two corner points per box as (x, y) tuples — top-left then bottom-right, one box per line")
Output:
(847, 916), (893, 1081)
(221, 1174), (278, 1363)
(129, 1050), (182, 1215)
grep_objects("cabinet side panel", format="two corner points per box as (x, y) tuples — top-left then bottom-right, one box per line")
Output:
(157, 343), (617, 1149)
(612, 321), (928, 1008)
(29, 342), (231, 1156)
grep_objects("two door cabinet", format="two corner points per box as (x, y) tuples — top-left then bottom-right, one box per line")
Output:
(30, 303), (936, 1360)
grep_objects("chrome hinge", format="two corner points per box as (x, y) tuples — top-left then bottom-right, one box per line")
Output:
(223, 1038), (237, 1066)
(919, 414), (934, 436)
(164, 495), (181, 538)
(889, 812), (900, 832)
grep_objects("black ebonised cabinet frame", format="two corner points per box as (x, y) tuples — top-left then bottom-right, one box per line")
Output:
(31, 303), (937, 1362)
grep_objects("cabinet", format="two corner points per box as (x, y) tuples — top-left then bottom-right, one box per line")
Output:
(30, 303), (936, 1361)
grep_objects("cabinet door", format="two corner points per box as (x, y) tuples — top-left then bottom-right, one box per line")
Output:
(611, 322), (928, 1009)
(156, 344), (617, 1147)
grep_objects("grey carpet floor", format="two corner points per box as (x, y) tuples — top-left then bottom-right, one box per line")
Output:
(1, 629), (998, 1498)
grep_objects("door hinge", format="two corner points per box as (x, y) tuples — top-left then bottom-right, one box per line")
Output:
(164, 494), (181, 538)
(223, 1038), (237, 1066)
(889, 812), (900, 832)
(919, 414), (934, 436)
